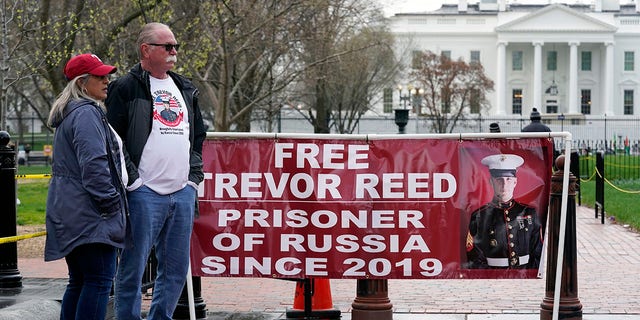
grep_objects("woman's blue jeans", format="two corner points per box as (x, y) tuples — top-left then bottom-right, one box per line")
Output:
(61, 243), (117, 320)
(114, 185), (195, 320)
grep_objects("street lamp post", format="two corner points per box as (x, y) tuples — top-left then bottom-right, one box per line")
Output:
(394, 85), (424, 134)
(397, 84), (411, 110)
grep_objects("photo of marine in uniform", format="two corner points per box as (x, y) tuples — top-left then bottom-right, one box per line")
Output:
(465, 154), (543, 269)
(160, 98), (178, 122)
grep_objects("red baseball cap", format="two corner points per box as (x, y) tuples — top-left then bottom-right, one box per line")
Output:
(63, 53), (117, 80)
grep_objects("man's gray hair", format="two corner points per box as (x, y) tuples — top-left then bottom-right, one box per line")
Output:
(136, 22), (171, 59)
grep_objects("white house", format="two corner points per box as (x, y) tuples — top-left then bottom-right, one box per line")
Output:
(386, 0), (640, 119)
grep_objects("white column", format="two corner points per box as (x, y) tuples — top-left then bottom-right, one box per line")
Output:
(604, 41), (615, 115)
(533, 42), (543, 111)
(569, 42), (579, 114)
(496, 41), (507, 115)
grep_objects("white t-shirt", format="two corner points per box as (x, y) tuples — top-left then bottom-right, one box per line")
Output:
(137, 75), (190, 195)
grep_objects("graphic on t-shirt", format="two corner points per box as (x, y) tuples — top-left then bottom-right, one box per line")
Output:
(152, 94), (183, 127)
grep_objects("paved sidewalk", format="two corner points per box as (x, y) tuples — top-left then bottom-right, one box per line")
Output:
(12, 205), (640, 319)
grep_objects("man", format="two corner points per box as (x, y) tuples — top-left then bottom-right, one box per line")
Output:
(159, 97), (178, 123)
(106, 22), (206, 319)
(522, 108), (551, 132)
(465, 154), (543, 269)
(522, 107), (558, 167)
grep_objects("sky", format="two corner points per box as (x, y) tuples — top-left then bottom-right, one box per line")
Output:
(380, 0), (636, 17)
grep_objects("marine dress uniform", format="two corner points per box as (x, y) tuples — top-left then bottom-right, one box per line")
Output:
(465, 154), (543, 269)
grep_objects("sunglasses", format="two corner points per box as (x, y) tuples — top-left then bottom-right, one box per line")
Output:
(147, 43), (180, 52)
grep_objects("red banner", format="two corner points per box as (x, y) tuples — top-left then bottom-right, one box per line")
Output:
(191, 136), (553, 279)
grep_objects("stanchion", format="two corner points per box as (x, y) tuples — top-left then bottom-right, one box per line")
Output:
(540, 155), (582, 320)
(173, 276), (207, 319)
(0, 131), (23, 288)
(351, 279), (392, 320)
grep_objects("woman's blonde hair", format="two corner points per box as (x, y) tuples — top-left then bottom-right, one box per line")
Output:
(47, 74), (105, 127)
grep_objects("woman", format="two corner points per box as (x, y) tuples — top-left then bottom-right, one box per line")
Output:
(45, 53), (129, 320)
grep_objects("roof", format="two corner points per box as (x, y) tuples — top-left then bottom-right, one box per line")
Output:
(392, 2), (639, 16)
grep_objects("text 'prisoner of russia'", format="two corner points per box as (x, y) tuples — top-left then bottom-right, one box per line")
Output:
(465, 154), (543, 269)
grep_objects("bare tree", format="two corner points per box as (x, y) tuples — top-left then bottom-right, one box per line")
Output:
(1, 0), (163, 136)
(2, 0), (400, 137)
(179, 0), (307, 132)
(325, 24), (397, 134)
(295, 0), (397, 133)
(411, 50), (494, 133)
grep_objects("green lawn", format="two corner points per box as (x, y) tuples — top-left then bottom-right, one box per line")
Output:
(578, 179), (640, 230)
(16, 180), (49, 225)
(16, 165), (51, 225)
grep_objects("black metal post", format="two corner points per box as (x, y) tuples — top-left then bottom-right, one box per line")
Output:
(0, 131), (23, 288)
(540, 155), (583, 320)
(351, 279), (393, 320)
(173, 276), (207, 319)
(595, 151), (605, 224)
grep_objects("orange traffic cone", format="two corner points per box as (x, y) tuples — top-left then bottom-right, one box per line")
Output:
(286, 278), (341, 319)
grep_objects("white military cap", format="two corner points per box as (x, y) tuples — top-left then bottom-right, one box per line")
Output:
(481, 154), (524, 177)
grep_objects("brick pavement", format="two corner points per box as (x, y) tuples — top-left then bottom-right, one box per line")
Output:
(16, 205), (640, 316)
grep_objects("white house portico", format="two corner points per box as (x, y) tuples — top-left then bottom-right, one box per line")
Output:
(387, 0), (640, 118)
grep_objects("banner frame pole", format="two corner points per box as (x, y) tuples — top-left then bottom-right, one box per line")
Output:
(552, 133), (572, 320)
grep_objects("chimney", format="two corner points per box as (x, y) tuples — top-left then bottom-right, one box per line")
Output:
(458, 0), (468, 12)
(637, 0), (640, 13)
(499, 0), (506, 11)
(595, 0), (602, 12)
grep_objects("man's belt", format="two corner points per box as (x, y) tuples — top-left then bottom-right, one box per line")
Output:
(486, 255), (530, 267)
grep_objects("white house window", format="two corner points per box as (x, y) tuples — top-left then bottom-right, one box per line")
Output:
(624, 51), (635, 71)
(383, 88), (393, 113)
(469, 89), (480, 114)
(512, 51), (523, 71)
(624, 89), (634, 115)
(512, 89), (523, 114)
(441, 50), (451, 59)
(411, 50), (422, 69)
(546, 99), (558, 114)
(581, 51), (591, 71)
(581, 89), (591, 114)
(470, 50), (480, 64)
(547, 51), (557, 71)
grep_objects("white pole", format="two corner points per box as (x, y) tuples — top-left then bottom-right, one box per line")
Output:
(552, 135), (573, 320)
(187, 261), (196, 320)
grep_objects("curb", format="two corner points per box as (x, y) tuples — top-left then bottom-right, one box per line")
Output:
(0, 299), (60, 320)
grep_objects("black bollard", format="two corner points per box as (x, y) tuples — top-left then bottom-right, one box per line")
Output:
(540, 155), (582, 320)
(351, 279), (393, 320)
(173, 276), (207, 319)
(0, 131), (23, 288)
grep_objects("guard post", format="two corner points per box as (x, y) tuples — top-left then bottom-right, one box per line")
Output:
(540, 155), (582, 320)
(351, 279), (393, 320)
(173, 276), (207, 319)
(0, 131), (23, 288)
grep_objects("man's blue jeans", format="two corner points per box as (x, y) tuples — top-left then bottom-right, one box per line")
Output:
(61, 243), (117, 320)
(114, 185), (195, 320)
